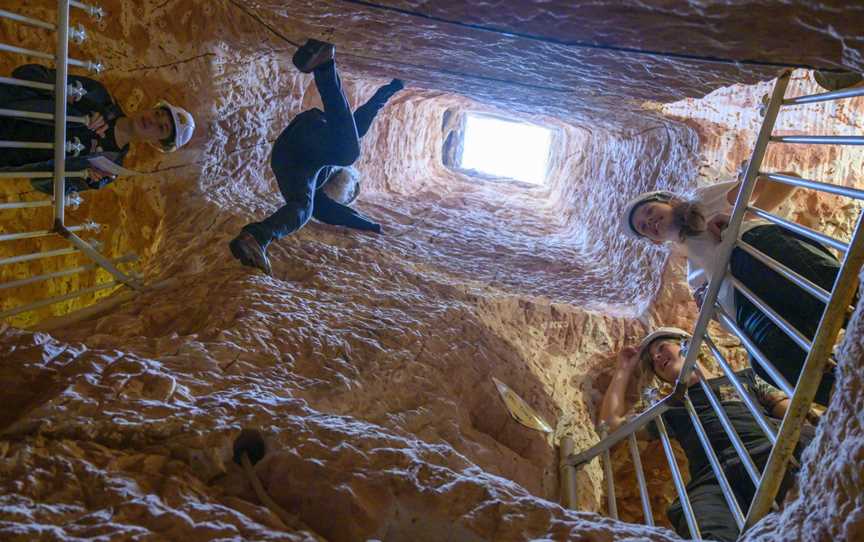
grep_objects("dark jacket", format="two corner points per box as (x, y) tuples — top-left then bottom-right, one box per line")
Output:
(0, 64), (129, 193)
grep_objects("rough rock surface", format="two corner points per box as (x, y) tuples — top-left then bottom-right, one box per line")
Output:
(1, 1), (863, 541)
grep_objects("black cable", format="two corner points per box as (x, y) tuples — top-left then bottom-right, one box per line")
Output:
(338, 0), (849, 72)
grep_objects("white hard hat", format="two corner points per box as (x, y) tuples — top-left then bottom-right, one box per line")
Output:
(621, 190), (676, 238)
(155, 100), (195, 152)
(637, 327), (691, 372)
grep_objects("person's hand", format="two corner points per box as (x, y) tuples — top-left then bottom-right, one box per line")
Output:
(616, 346), (640, 374)
(693, 283), (708, 309)
(707, 213), (730, 242)
(87, 166), (115, 183)
(805, 408), (822, 426)
(87, 112), (108, 137)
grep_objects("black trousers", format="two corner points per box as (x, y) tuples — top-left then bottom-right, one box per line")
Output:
(243, 61), (389, 248)
(730, 225), (840, 406)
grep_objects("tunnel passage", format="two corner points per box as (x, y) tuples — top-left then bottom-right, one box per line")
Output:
(1, 1), (864, 542)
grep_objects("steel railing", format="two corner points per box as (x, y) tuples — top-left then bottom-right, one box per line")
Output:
(0, 1), (140, 325)
(559, 70), (864, 539)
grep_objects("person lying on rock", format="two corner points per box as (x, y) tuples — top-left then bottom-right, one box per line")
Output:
(621, 170), (839, 407)
(0, 63), (195, 194)
(599, 327), (816, 542)
(228, 39), (404, 276)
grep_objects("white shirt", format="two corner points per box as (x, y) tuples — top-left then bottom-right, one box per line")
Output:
(684, 180), (767, 317)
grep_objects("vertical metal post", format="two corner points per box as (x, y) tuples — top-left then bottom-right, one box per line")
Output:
(683, 396), (745, 529)
(559, 436), (578, 510)
(52, 0), (71, 227)
(598, 422), (618, 520)
(62, 230), (140, 289)
(628, 433), (654, 526)
(654, 416), (701, 539)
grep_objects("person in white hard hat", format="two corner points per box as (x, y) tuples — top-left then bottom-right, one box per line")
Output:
(599, 328), (816, 542)
(620, 168), (840, 407)
(0, 63), (195, 194)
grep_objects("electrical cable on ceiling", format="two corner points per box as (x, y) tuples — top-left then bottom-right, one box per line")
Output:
(339, 0), (850, 72)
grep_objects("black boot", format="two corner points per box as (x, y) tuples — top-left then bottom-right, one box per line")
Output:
(814, 70), (863, 92)
(229, 231), (272, 275)
(292, 39), (335, 73)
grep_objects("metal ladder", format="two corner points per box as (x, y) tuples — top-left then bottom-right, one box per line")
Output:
(560, 70), (864, 538)
(0, 1), (140, 325)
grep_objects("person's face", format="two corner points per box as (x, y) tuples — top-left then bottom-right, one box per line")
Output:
(131, 108), (173, 142)
(648, 339), (684, 384)
(632, 201), (679, 243)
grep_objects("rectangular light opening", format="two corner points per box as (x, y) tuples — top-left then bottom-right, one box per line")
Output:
(459, 113), (552, 185)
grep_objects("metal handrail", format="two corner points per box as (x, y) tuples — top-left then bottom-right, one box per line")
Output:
(760, 171), (864, 201)
(0, 0), (139, 328)
(728, 275), (814, 354)
(653, 412), (700, 539)
(0, 107), (89, 124)
(696, 371), (762, 486)
(0, 222), (99, 242)
(0, 253), (135, 290)
(628, 433), (654, 525)
(564, 396), (672, 467)
(0, 42), (102, 72)
(747, 206), (849, 253)
(0, 280), (120, 319)
(783, 85), (864, 105)
(770, 134), (864, 146)
(736, 240), (831, 304)
(0, 241), (99, 266)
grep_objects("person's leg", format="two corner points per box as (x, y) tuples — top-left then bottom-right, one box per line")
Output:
(229, 124), (322, 275)
(353, 79), (404, 139)
(667, 482), (741, 542)
(241, 136), (320, 249)
(731, 225), (840, 405)
(310, 60), (360, 167)
(733, 225), (840, 337)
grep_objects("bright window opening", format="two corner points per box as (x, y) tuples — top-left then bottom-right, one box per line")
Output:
(459, 114), (552, 184)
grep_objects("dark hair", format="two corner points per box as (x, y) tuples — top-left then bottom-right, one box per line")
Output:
(159, 106), (176, 148)
(670, 197), (706, 241)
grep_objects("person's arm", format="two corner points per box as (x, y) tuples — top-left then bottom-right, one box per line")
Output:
(599, 346), (641, 430)
(708, 171), (800, 241)
(724, 172), (797, 212)
(753, 375), (823, 424)
(750, 172), (798, 212)
(312, 191), (381, 233)
(752, 374), (790, 418)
